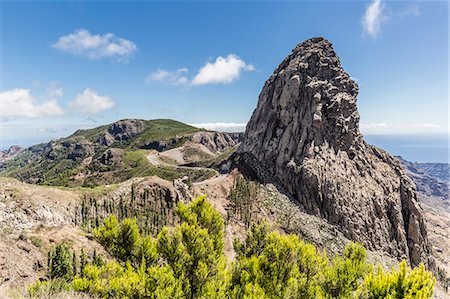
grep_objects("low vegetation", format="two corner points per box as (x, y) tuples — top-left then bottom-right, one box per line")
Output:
(227, 176), (258, 228)
(28, 197), (435, 299)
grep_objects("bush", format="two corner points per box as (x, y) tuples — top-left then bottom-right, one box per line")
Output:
(360, 260), (435, 299)
(37, 197), (436, 299)
(48, 242), (75, 280)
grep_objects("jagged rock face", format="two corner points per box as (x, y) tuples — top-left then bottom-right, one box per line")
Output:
(98, 119), (145, 146)
(97, 148), (125, 166)
(238, 37), (433, 268)
(192, 132), (242, 152)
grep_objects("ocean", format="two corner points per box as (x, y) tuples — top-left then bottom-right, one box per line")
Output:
(364, 134), (449, 164)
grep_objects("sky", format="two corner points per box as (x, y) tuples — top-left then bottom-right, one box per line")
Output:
(0, 1), (448, 154)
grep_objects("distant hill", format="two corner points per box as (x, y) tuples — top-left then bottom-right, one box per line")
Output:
(397, 156), (449, 201)
(0, 145), (23, 165)
(0, 119), (242, 187)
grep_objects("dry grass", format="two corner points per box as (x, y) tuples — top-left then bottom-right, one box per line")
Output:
(4, 288), (96, 299)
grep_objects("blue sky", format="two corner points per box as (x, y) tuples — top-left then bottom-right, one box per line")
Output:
(0, 0), (448, 150)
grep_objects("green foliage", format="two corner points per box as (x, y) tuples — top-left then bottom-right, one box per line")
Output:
(157, 196), (227, 298)
(136, 235), (159, 268)
(360, 260), (435, 299)
(73, 260), (184, 299)
(319, 242), (369, 298)
(95, 215), (140, 263)
(231, 224), (433, 299)
(228, 176), (258, 227)
(37, 198), (436, 299)
(77, 184), (179, 235)
(48, 242), (75, 280)
(79, 248), (88, 276)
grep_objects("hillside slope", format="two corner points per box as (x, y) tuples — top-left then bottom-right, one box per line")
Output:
(0, 119), (241, 187)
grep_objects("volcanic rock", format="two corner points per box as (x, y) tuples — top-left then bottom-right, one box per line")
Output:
(238, 37), (434, 268)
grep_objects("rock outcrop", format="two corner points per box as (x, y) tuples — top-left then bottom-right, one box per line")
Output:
(0, 146), (23, 165)
(237, 37), (434, 268)
(98, 119), (146, 146)
(192, 132), (242, 152)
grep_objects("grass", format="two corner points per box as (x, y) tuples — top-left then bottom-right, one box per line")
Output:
(8, 280), (96, 299)
(129, 119), (202, 148)
(30, 236), (43, 248)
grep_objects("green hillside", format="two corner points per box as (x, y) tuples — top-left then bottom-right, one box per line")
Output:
(0, 119), (209, 187)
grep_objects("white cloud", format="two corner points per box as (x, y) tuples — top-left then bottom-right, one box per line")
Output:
(362, 0), (386, 39)
(148, 55), (255, 87)
(401, 4), (420, 17)
(37, 127), (58, 134)
(52, 29), (137, 62)
(192, 55), (255, 85)
(69, 88), (115, 114)
(361, 122), (444, 134)
(362, 1), (420, 39)
(0, 88), (64, 119)
(190, 122), (247, 132)
(146, 68), (189, 86)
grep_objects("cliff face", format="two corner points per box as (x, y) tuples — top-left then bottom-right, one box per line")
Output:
(238, 37), (433, 268)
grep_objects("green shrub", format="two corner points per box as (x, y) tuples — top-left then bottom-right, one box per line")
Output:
(48, 242), (74, 280)
(35, 197), (436, 299)
(360, 260), (435, 299)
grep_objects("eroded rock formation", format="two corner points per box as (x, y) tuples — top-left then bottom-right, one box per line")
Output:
(238, 37), (434, 268)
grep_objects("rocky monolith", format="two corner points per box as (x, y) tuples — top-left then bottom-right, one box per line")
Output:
(238, 37), (433, 268)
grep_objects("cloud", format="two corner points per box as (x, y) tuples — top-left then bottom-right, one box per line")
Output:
(401, 4), (420, 17)
(0, 88), (65, 119)
(192, 55), (255, 85)
(148, 55), (255, 87)
(362, 1), (421, 39)
(362, 0), (386, 39)
(146, 68), (189, 86)
(69, 88), (115, 114)
(190, 122), (247, 132)
(360, 122), (444, 134)
(52, 29), (137, 62)
(37, 127), (58, 134)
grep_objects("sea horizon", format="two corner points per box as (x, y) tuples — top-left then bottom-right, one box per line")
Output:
(364, 133), (449, 164)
